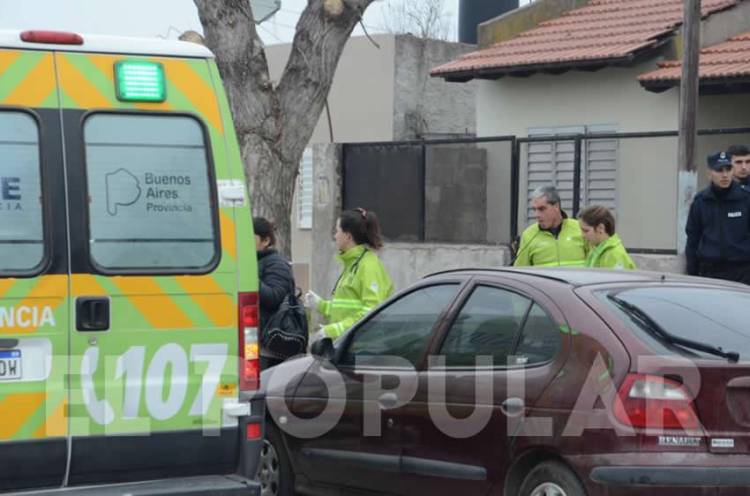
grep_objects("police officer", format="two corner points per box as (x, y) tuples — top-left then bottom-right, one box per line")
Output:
(514, 185), (587, 267)
(728, 144), (750, 189)
(686, 151), (750, 283)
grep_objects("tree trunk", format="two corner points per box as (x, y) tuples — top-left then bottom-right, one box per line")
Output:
(194, 0), (376, 257)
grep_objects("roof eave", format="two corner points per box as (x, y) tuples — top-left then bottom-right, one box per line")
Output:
(433, 54), (639, 83)
(432, 37), (673, 83)
(641, 76), (750, 94)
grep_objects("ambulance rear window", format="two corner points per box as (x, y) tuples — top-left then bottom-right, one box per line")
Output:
(83, 113), (219, 273)
(0, 111), (45, 275)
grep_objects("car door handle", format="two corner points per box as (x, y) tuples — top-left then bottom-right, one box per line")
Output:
(76, 297), (110, 332)
(501, 397), (525, 416)
(378, 392), (399, 409)
(0, 339), (18, 349)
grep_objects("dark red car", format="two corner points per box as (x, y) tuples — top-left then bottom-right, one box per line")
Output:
(258, 268), (750, 496)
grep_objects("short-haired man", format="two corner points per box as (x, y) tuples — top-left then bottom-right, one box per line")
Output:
(514, 185), (587, 267)
(729, 144), (750, 188)
(686, 151), (750, 283)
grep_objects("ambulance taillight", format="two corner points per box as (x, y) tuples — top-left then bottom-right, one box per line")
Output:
(20, 30), (84, 45)
(238, 292), (260, 391)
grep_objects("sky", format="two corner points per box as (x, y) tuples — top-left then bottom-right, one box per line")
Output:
(0, 0), (532, 45)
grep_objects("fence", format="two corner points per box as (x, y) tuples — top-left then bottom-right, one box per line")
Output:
(342, 126), (750, 253)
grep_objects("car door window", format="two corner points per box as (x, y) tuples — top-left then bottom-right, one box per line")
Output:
(514, 303), (561, 366)
(339, 284), (459, 368)
(83, 113), (218, 272)
(0, 111), (44, 275)
(438, 285), (532, 367)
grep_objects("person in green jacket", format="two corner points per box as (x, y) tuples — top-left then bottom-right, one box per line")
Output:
(514, 185), (587, 267)
(578, 205), (637, 270)
(305, 208), (394, 340)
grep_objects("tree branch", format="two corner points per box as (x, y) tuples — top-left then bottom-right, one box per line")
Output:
(276, 0), (377, 158)
(194, 0), (280, 146)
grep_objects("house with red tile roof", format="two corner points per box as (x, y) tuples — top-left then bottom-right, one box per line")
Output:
(432, 0), (750, 255)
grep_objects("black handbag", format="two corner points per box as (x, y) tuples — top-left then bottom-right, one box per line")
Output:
(262, 289), (309, 359)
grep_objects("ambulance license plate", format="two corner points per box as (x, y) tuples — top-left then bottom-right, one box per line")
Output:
(0, 350), (21, 380)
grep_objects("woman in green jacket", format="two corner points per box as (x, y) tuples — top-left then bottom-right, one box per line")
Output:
(306, 208), (394, 339)
(579, 205), (637, 270)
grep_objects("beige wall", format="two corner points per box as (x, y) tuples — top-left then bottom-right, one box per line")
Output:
(477, 62), (682, 250)
(477, 64), (679, 136)
(265, 35), (396, 145)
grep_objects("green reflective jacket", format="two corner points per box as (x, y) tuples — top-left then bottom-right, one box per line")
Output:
(585, 234), (637, 270)
(513, 218), (587, 267)
(318, 245), (394, 338)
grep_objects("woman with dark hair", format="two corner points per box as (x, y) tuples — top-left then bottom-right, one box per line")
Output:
(578, 205), (636, 270)
(254, 217), (295, 369)
(305, 208), (394, 339)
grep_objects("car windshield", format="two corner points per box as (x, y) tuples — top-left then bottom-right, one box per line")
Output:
(601, 286), (750, 360)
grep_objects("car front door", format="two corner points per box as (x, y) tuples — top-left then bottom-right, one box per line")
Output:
(397, 279), (569, 496)
(285, 283), (461, 494)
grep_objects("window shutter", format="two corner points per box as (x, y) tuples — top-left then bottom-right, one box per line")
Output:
(525, 125), (618, 225)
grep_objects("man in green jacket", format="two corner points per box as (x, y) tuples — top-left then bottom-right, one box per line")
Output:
(514, 185), (587, 267)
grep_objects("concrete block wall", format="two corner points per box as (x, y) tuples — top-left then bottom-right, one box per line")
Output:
(631, 254), (684, 274)
(380, 243), (511, 291)
(394, 35), (478, 140)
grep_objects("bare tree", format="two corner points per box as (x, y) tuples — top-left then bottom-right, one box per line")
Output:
(380, 0), (453, 41)
(193, 0), (377, 256)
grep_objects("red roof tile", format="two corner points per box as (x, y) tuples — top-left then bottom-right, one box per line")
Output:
(431, 0), (738, 80)
(639, 31), (750, 87)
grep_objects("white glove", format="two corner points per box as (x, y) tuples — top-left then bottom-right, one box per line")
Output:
(304, 290), (322, 309)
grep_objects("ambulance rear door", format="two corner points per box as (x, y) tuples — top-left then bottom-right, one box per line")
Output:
(55, 51), (241, 485)
(0, 46), (70, 491)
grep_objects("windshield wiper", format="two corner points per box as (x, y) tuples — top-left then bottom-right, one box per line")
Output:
(607, 294), (740, 363)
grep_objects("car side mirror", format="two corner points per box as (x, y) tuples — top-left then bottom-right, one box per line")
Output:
(310, 337), (335, 361)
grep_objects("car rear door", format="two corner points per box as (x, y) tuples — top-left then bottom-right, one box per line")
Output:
(396, 278), (569, 496)
(55, 51), (242, 485)
(0, 47), (70, 491)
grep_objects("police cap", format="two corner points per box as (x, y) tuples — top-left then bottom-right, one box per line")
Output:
(707, 151), (732, 171)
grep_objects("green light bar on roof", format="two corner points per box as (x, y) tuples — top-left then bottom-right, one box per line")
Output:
(114, 61), (166, 102)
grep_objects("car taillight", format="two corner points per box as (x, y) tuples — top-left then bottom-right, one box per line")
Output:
(238, 292), (260, 391)
(613, 373), (701, 430)
(20, 30), (84, 45)
(246, 422), (262, 440)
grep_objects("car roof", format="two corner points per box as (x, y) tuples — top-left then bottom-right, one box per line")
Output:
(425, 267), (742, 289)
(0, 29), (213, 58)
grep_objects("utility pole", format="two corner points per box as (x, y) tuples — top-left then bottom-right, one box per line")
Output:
(677, 0), (701, 254)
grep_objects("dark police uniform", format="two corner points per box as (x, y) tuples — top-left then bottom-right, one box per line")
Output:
(686, 152), (750, 284)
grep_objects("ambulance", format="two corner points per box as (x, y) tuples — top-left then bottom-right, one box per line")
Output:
(0, 29), (262, 494)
